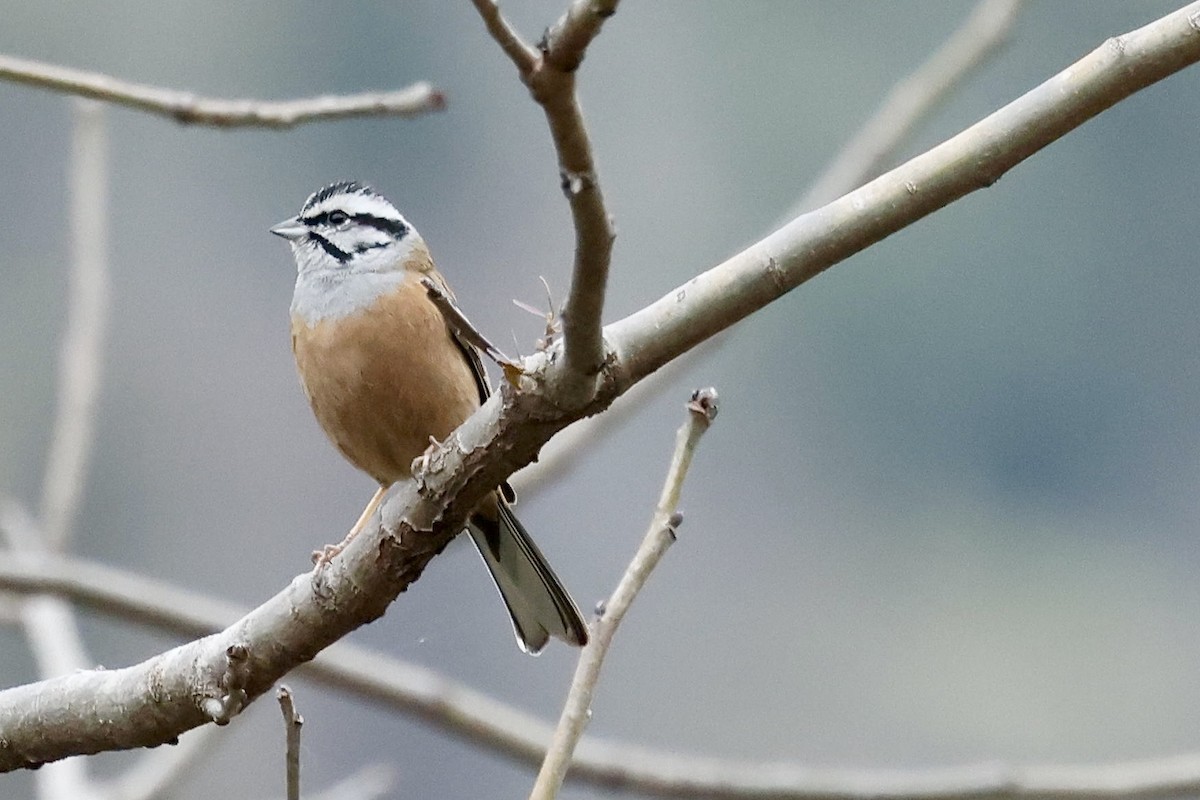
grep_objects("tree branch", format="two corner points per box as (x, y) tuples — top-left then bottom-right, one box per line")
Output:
(278, 687), (303, 800)
(0, 53), (445, 128)
(10, 556), (1200, 798)
(605, 2), (1200, 387)
(40, 99), (110, 553)
(792, 0), (1025, 214)
(470, 0), (618, 392)
(2, 0), (1199, 777)
(526, 0), (1026, 495)
(531, 388), (717, 800)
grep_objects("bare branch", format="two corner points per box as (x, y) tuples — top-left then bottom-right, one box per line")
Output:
(8, 99), (109, 800)
(0, 53), (445, 128)
(13, 557), (1200, 799)
(514, 337), (713, 494)
(0, 553), (555, 757)
(468, 0), (538, 73)
(525, 0), (1025, 481)
(531, 388), (717, 800)
(40, 99), (110, 552)
(278, 687), (303, 800)
(542, 0), (621, 73)
(605, 2), (1200, 387)
(470, 0), (618, 393)
(794, 0), (1026, 214)
(3, 2), (1200, 779)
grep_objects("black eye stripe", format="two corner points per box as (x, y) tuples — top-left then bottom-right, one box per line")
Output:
(301, 211), (408, 239)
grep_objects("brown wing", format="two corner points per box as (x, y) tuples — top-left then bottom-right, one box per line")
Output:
(420, 271), (492, 406)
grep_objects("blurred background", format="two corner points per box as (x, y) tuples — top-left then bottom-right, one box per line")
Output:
(2, 1), (1200, 798)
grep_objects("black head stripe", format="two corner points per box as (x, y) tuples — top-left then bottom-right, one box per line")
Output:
(303, 181), (372, 214)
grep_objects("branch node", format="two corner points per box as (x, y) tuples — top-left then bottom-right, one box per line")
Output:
(559, 168), (595, 198)
(204, 643), (251, 724)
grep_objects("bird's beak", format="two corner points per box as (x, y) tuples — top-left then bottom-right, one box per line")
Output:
(270, 217), (307, 241)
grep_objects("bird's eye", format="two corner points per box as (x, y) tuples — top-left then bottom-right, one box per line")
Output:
(329, 210), (349, 225)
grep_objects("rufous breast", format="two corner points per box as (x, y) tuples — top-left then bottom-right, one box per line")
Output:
(291, 273), (481, 485)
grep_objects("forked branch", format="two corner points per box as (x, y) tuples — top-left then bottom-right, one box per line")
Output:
(470, 0), (618, 392)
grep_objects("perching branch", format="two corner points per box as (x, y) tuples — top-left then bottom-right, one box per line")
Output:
(14, 546), (1200, 798)
(531, 388), (718, 800)
(3, 0), (1200, 778)
(0, 53), (445, 128)
(470, 0), (617, 392)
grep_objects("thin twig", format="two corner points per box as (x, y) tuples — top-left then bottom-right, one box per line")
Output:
(278, 686), (303, 800)
(470, 0), (618, 393)
(531, 388), (718, 800)
(40, 99), (109, 553)
(792, 0), (1026, 216)
(468, 0), (538, 73)
(0, 53), (445, 128)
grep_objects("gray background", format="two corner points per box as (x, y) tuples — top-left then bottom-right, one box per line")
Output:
(2, 2), (1199, 798)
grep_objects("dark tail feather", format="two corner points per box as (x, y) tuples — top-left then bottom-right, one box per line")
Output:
(468, 502), (589, 654)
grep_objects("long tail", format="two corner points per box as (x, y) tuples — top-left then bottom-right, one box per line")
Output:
(468, 501), (589, 654)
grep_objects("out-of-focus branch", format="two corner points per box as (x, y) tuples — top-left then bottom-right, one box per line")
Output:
(0, 53), (445, 128)
(41, 99), (110, 553)
(531, 389), (717, 800)
(292, 764), (396, 800)
(97, 726), (219, 800)
(792, 0), (1026, 216)
(16, 100), (111, 800)
(470, 0), (618, 395)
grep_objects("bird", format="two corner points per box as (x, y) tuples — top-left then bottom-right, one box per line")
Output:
(270, 181), (588, 654)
